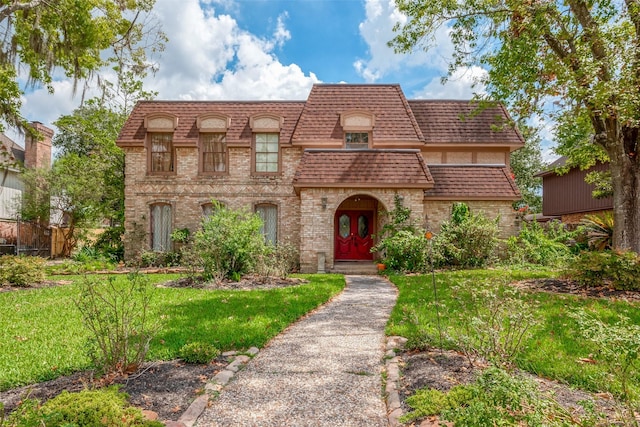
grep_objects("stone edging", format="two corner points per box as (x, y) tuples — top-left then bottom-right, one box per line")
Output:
(154, 347), (260, 427)
(385, 335), (408, 427)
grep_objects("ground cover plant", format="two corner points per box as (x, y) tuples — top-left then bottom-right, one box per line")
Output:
(387, 269), (640, 400)
(0, 273), (345, 391)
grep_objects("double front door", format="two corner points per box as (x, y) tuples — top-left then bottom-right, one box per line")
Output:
(334, 210), (374, 260)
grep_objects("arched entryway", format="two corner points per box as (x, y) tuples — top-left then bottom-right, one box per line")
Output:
(334, 195), (379, 261)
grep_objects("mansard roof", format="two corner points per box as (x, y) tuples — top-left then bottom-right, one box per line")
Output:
(424, 164), (521, 200)
(117, 101), (305, 147)
(408, 100), (524, 148)
(293, 149), (434, 190)
(117, 84), (524, 148)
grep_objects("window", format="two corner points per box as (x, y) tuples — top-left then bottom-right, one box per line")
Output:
(254, 133), (279, 173)
(150, 203), (172, 251)
(150, 133), (174, 173)
(255, 204), (277, 245)
(345, 132), (369, 149)
(201, 133), (227, 173)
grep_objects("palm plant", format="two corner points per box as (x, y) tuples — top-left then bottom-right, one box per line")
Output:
(580, 211), (614, 251)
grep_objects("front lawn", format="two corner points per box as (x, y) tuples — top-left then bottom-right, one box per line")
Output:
(0, 273), (345, 391)
(387, 268), (640, 398)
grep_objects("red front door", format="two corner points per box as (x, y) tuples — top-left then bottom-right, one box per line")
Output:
(335, 210), (374, 261)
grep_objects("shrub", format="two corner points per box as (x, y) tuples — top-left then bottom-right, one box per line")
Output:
(566, 250), (640, 290)
(0, 255), (46, 287)
(432, 203), (499, 268)
(88, 225), (125, 262)
(255, 242), (299, 278)
(179, 342), (221, 364)
(191, 203), (267, 280)
(449, 280), (540, 368)
(570, 310), (640, 426)
(371, 194), (427, 273)
(506, 220), (576, 267)
(581, 211), (614, 251)
(75, 273), (157, 375)
(6, 386), (163, 427)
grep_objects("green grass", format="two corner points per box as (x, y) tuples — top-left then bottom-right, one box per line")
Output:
(0, 273), (345, 391)
(387, 268), (640, 397)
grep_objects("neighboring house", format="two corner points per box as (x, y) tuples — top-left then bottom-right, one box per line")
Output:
(116, 84), (524, 273)
(536, 156), (612, 224)
(0, 123), (53, 253)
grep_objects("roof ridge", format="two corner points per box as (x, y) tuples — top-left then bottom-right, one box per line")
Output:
(395, 85), (425, 142)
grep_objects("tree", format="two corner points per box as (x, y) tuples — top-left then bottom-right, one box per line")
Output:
(0, 0), (165, 133)
(392, 1), (640, 252)
(510, 124), (544, 213)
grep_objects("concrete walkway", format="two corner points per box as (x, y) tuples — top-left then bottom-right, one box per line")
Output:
(195, 275), (397, 427)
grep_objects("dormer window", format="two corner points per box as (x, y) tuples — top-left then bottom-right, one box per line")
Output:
(145, 113), (178, 175)
(341, 111), (374, 149)
(345, 132), (369, 149)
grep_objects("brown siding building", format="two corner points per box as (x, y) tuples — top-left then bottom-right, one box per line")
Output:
(537, 156), (613, 224)
(116, 84), (524, 273)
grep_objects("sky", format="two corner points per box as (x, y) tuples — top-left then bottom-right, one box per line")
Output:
(11, 0), (556, 160)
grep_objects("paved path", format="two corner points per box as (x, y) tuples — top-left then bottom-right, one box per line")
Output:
(195, 275), (397, 427)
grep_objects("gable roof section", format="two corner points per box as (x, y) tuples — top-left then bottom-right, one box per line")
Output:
(408, 100), (524, 148)
(291, 84), (424, 145)
(117, 101), (305, 147)
(0, 133), (24, 167)
(293, 149), (434, 190)
(424, 164), (521, 200)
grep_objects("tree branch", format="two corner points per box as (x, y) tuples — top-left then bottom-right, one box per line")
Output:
(567, 0), (611, 82)
(0, 0), (53, 23)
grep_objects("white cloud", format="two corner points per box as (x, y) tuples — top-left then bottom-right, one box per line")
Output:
(14, 0), (318, 139)
(354, 0), (455, 82)
(144, 0), (318, 101)
(412, 66), (487, 99)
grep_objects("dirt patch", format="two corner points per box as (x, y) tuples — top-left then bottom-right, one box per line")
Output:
(0, 359), (228, 422)
(158, 274), (309, 291)
(512, 277), (640, 302)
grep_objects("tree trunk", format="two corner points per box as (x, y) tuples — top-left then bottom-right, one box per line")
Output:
(607, 131), (640, 253)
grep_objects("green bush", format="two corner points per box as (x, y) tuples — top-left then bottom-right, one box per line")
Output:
(433, 203), (499, 268)
(191, 203), (267, 280)
(6, 386), (163, 427)
(255, 242), (300, 278)
(75, 274), (157, 375)
(0, 255), (46, 287)
(506, 220), (576, 267)
(179, 342), (221, 364)
(371, 194), (427, 273)
(89, 225), (125, 262)
(566, 250), (640, 290)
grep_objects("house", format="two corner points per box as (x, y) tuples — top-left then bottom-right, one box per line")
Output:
(0, 123), (53, 254)
(536, 156), (612, 224)
(116, 84), (523, 273)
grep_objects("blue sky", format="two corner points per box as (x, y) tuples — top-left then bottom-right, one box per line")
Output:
(12, 0), (556, 160)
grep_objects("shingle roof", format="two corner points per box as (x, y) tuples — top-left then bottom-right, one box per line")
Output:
(291, 84), (424, 144)
(408, 100), (524, 146)
(424, 165), (521, 200)
(118, 101), (305, 146)
(0, 133), (24, 166)
(293, 149), (434, 189)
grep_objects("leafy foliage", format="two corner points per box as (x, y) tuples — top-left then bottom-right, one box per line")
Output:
(581, 212), (614, 251)
(179, 342), (221, 364)
(0, 255), (45, 287)
(570, 310), (640, 426)
(255, 242), (300, 278)
(75, 274), (157, 375)
(390, 0), (640, 252)
(5, 386), (162, 427)
(506, 220), (577, 267)
(0, 0), (166, 133)
(433, 203), (499, 268)
(191, 202), (267, 280)
(509, 124), (545, 213)
(371, 194), (427, 272)
(565, 250), (640, 291)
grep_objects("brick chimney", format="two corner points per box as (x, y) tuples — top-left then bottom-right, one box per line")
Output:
(24, 122), (53, 170)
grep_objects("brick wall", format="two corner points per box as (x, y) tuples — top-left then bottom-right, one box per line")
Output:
(424, 200), (519, 238)
(24, 122), (53, 170)
(123, 145), (302, 257)
(561, 209), (612, 225)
